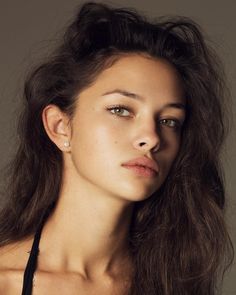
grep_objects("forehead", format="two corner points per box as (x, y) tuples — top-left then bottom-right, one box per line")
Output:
(78, 54), (185, 105)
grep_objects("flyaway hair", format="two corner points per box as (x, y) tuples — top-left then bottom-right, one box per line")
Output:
(0, 2), (234, 294)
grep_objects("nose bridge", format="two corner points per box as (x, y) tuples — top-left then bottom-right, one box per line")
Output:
(140, 115), (159, 136)
(133, 114), (161, 152)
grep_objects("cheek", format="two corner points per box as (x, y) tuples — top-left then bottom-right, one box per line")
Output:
(159, 134), (181, 170)
(168, 136), (181, 162)
(161, 130), (179, 148)
(72, 117), (124, 161)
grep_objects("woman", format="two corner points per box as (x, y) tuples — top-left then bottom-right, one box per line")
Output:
(0, 2), (233, 294)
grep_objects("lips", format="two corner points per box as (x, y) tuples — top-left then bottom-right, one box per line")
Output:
(121, 156), (159, 173)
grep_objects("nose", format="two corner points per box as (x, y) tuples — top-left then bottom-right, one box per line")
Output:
(133, 120), (161, 154)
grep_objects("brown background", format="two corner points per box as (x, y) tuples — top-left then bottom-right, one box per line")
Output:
(0, 1), (235, 293)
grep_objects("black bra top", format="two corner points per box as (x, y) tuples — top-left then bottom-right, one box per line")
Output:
(21, 223), (44, 295)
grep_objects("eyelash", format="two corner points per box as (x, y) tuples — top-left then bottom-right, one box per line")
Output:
(106, 105), (133, 117)
(159, 118), (181, 129)
(106, 104), (182, 129)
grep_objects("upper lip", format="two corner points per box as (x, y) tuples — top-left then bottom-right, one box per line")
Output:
(121, 156), (159, 173)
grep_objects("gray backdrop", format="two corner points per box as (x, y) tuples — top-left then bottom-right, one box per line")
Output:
(0, 1), (235, 294)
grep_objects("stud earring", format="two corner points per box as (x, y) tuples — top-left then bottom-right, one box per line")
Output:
(63, 141), (70, 148)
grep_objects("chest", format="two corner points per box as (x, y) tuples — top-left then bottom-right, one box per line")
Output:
(2, 271), (130, 295)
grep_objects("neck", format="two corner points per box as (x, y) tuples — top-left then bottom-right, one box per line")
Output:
(39, 162), (134, 280)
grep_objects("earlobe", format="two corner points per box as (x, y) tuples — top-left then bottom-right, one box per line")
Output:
(42, 104), (71, 152)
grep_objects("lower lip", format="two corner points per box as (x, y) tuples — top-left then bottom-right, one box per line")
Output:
(122, 165), (157, 178)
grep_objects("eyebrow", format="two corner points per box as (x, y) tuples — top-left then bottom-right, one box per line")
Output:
(102, 89), (186, 111)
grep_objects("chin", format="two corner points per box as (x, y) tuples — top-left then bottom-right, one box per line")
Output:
(116, 186), (159, 203)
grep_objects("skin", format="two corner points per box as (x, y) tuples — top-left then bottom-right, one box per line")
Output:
(0, 54), (186, 294)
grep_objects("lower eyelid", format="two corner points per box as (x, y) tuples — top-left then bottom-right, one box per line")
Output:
(106, 105), (133, 115)
(160, 119), (182, 129)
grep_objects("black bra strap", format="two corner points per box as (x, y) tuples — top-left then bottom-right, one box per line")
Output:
(21, 223), (44, 295)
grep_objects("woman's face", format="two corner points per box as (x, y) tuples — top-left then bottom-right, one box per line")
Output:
(68, 54), (186, 202)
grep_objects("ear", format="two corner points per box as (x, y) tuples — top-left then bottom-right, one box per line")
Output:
(42, 104), (72, 152)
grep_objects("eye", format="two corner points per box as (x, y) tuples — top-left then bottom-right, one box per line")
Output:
(106, 105), (132, 117)
(159, 118), (181, 129)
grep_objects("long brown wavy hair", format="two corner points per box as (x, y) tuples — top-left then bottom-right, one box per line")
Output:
(0, 2), (234, 294)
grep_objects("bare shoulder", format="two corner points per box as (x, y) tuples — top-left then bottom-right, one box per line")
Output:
(0, 238), (33, 269)
(0, 238), (33, 294)
(0, 269), (24, 295)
